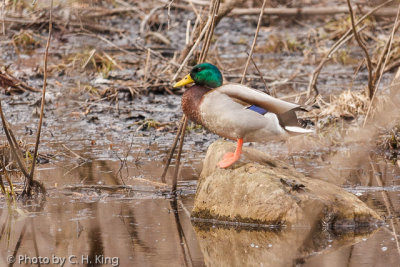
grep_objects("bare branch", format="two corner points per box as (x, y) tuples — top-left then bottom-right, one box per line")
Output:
(25, 0), (53, 196)
(306, 0), (392, 100)
(363, 3), (400, 127)
(161, 116), (186, 183)
(240, 0), (268, 84)
(346, 0), (374, 99)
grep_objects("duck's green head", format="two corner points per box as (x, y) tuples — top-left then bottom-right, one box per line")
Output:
(174, 63), (223, 88)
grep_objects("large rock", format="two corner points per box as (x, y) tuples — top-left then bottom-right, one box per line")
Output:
(191, 140), (381, 228)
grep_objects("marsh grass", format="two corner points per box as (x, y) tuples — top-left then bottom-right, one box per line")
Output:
(0, 142), (34, 204)
(134, 118), (174, 132)
(66, 49), (119, 78)
(254, 34), (305, 53)
(11, 30), (41, 52)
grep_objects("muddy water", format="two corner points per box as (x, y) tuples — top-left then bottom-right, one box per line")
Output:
(0, 136), (399, 266)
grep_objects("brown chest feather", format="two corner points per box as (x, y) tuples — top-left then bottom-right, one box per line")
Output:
(181, 85), (210, 125)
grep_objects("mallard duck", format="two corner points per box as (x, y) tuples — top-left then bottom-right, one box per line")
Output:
(174, 63), (312, 168)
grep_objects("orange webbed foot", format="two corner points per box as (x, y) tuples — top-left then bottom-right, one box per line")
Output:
(218, 153), (240, 168)
(217, 138), (243, 169)
(222, 152), (235, 160)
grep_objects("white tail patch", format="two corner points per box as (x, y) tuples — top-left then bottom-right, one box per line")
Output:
(284, 126), (314, 133)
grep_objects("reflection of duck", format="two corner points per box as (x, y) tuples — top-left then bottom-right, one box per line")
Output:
(174, 63), (313, 168)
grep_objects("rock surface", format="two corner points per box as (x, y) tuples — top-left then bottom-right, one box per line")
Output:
(191, 140), (381, 228)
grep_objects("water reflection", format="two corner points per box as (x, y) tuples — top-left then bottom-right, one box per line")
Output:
(0, 198), (203, 266)
(0, 152), (399, 266)
(192, 223), (378, 267)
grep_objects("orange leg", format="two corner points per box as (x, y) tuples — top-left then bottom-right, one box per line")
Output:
(217, 138), (243, 168)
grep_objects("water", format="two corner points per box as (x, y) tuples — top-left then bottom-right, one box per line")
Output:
(0, 144), (399, 266)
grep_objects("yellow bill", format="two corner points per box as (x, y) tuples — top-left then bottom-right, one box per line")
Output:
(173, 74), (194, 88)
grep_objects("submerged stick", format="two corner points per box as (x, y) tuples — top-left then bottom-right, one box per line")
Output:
(161, 115), (186, 183)
(24, 0), (53, 196)
(172, 116), (188, 193)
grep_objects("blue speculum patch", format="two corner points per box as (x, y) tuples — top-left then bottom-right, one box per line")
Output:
(247, 105), (268, 115)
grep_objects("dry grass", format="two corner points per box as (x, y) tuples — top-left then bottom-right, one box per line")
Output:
(309, 90), (370, 121)
(0, 141), (34, 202)
(377, 124), (400, 157)
(65, 50), (120, 77)
(12, 30), (41, 51)
(254, 34), (305, 53)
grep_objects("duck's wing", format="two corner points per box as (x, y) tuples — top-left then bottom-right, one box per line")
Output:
(216, 83), (313, 133)
(216, 83), (305, 114)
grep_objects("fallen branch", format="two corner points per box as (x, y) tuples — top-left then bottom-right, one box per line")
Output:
(139, 5), (164, 35)
(0, 68), (41, 93)
(84, 7), (141, 18)
(230, 6), (399, 17)
(3, 16), (123, 34)
(62, 184), (170, 194)
(165, 2), (400, 17)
